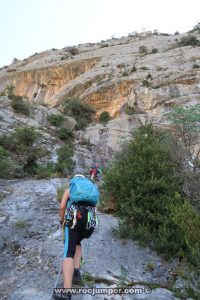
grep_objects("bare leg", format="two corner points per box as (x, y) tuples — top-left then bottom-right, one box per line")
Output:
(74, 245), (82, 269)
(63, 258), (74, 288)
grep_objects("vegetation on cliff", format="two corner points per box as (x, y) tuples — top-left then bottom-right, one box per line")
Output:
(103, 124), (200, 269)
(63, 97), (96, 130)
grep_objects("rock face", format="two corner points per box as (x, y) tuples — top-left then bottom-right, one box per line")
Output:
(0, 33), (199, 119)
(0, 32), (200, 170)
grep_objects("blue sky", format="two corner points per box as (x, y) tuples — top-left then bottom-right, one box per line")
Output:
(0, 0), (199, 67)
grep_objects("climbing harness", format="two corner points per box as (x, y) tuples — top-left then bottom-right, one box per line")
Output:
(65, 204), (98, 230)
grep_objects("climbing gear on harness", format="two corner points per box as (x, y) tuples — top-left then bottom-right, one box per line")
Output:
(87, 207), (98, 229)
(65, 204), (77, 228)
(65, 204), (98, 230)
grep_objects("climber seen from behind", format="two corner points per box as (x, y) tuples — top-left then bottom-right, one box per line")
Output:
(53, 174), (99, 300)
(89, 163), (103, 181)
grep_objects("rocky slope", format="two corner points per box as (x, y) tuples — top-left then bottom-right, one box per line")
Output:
(0, 179), (191, 300)
(1, 31), (200, 169)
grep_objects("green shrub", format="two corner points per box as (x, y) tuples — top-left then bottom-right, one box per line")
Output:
(64, 98), (95, 130)
(74, 118), (88, 131)
(0, 146), (14, 178)
(15, 127), (39, 148)
(139, 45), (148, 53)
(55, 144), (75, 176)
(0, 128), (46, 176)
(103, 124), (200, 266)
(124, 105), (135, 115)
(152, 48), (158, 53)
(15, 219), (27, 228)
(47, 114), (64, 127)
(9, 94), (23, 101)
(57, 127), (74, 141)
(140, 66), (149, 70)
(189, 22), (200, 34)
(99, 111), (111, 124)
(179, 35), (200, 47)
(5, 84), (15, 96)
(131, 66), (137, 72)
(122, 71), (129, 76)
(36, 163), (55, 179)
(11, 97), (30, 115)
(193, 64), (200, 69)
(142, 79), (151, 87)
(0, 90), (6, 96)
(66, 46), (79, 55)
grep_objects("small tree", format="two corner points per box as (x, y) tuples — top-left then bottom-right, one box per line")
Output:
(0, 146), (14, 178)
(47, 114), (64, 127)
(169, 105), (200, 212)
(64, 98), (95, 129)
(103, 124), (200, 266)
(57, 127), (74, 141)
(179, 35), (200, 47)
(99, 111), (111, 124)
(55, 144), (75, 176)
(170, 105), (200, 170)
(139, 45), (148, 54)
(5, 84), (15, 96)
(190, 22), (200, 33)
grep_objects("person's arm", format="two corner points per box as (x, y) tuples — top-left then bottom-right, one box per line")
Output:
(59, 189), (69, 223)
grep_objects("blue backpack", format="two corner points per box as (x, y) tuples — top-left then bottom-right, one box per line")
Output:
(68, 176), (99, 207)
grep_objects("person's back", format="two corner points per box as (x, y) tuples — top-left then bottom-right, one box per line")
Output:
(89, 163), (102, 180)
(54, 175), (99, 300)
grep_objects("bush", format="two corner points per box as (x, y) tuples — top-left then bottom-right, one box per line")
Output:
(64, 98), (95, 130)
(5, 84), (15, 96)
(193, 64), (200, 69)
(131, 66), (137, 72)
(66, 46), (79, 55)
(103, 124), (200, 266)
(122, 71), (129, 76)
(139, 45), (148, 53)
(124, 105), (135, 115)
(179, 35), (200, 47)
(57, 127), (74, 141)
(142, 79), (151, 87)
(15, 127), (39, 148)
(189, 22), (200, 34)
(99, 111), (111, 124)
(152, 48), (158, 53)
(36, 163), (56, 179)
(74, 118), (88, 131)
(55, 144), (75, 176)
(47, 114), (64, 127)
(0, 146), (14, 178)
(11, 97), (30, 115)
(9, 94), (23, 101)
(0, 127), (46, 176)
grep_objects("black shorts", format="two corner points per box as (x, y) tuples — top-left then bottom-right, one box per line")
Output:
(63, 206), (94, 258)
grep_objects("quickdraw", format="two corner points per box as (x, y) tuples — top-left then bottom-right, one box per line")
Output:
(86, 207), (98, 229)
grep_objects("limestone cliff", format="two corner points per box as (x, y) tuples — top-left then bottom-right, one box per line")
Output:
(0, 32), (199, 120)
(0, 32), (200, 169)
